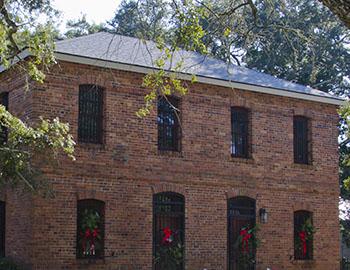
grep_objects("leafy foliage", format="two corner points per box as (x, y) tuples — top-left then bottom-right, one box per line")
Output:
(109, 0), (168, 40)
(243, 0), (350, 96)
(294, 218), (315, 258)
(78, 209), (103, 257)
(109, 0), (349, 117)
(236, 225), (259, 268)
(155, 227), (183, 270)
(80, 209), (101, 232)
(64, 15), (106, 39)
(0, 0), (58, 82)
(132, 0), (207, 117)
(318, 0), (350, 28)
(0, 105), (75, 194)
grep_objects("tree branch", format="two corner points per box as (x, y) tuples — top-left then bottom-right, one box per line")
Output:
(318, 0), (350, 28)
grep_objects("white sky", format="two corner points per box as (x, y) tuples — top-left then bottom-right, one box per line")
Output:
(52, 0), (122, 31)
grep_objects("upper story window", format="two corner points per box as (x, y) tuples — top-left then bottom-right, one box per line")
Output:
(0, 92), (9, 144)
(293, 116), (310, 164)
(76, 199), (105, 259)
(231, 107), (249, 158)
(294, 210), (314, 260)
(78, 85), (103, 144)
(0, 93), (8, 110)
(157, 96), (180, 151)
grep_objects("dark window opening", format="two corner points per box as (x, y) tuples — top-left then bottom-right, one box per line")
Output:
(78, 85), (103, 144)
(228, 196), (256, 270)
(0, 93), (9, 144)
(76, 199), (105, 259)
(157, 96), (180, 151)
(294, 210), (313, 260)
(153, 192), (184, 270)
(294, 116), (309, 164)
(0, 201), (5, 258)
(231, 107), (249, 158)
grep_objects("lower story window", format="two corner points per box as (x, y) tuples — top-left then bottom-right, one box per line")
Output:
(228, 196), (256, 270)
(153, 192), (185, 270)
(76, 199), (105, 259)
(294, 210), (314, 260)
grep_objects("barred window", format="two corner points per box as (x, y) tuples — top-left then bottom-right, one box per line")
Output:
(294, 210), (313, 260)
(76, 199), (105, 259)
(0, 92), (9, 144)
(157, 96), (180, 151)
(0, 201), (5, 258)
(294, 116), (309, 164)
(231, 107), (249, 158)
(153, 192), (184, 270)
(228, 197), (256, 270)
(78, 85), (103, 144)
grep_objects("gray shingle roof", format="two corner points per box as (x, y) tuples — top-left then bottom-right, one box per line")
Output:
(55, 32), (342, 102)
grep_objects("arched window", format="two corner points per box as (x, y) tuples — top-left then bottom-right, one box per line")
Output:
(294, 210), (313, 260)
(76, 199), (105, 259)
(78, 84), (104, 144)
(228, 196), (256, 270)
(231, 107), (249, 158)
(157, 96), (181, 151)
(293, 116), (310, 164)
(153, 192), (184, 270)
(0, 201), (5, 257)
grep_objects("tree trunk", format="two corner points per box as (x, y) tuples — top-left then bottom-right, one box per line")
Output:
(319, 0), (350, 28)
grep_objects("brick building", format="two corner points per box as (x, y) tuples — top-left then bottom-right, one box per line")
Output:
(0, 32), (344, 270)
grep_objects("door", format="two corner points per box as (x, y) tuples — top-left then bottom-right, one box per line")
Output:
(228, 197), (256, 270)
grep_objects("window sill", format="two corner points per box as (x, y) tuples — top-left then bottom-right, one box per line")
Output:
(158, 150), (183, 158)
(78, 142), (105, 150)
(77, 257), (105, 265)
(292, 163), (314, 170)
(291, 259), (315, 265)
(230, 155), (254, 164)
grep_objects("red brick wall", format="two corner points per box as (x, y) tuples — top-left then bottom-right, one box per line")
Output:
(1, 61), (340, 270)
(0, 69), (35, 268)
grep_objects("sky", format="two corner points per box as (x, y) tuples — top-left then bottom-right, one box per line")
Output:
(52, 0), (122, 31)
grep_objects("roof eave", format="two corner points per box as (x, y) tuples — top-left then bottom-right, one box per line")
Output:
(0, 50), (31, 73)
(54, 52), (345, 106)
(0, 51), (344, 106)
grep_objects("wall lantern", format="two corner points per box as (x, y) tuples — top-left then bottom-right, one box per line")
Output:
(259, 208), (268, 224)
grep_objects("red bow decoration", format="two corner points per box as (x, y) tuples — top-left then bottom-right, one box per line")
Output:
(299, 231), (307, 257)
(162, 227), (173, 245)
(240, 228), (252, 253)
(81, 228), (99, 255)
(92, 228), (99, 238)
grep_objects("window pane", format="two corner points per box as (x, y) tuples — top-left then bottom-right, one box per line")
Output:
(153, 192), (184, 270)
(294, 211), (313, 260)
(76, 199), (105, 259)
(231, 108), (249, 158)
(157, 97), (180, 151)
(228, 197), (256, 270)
(78, 85), (103, 144)
(294, 116), (309, 164)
